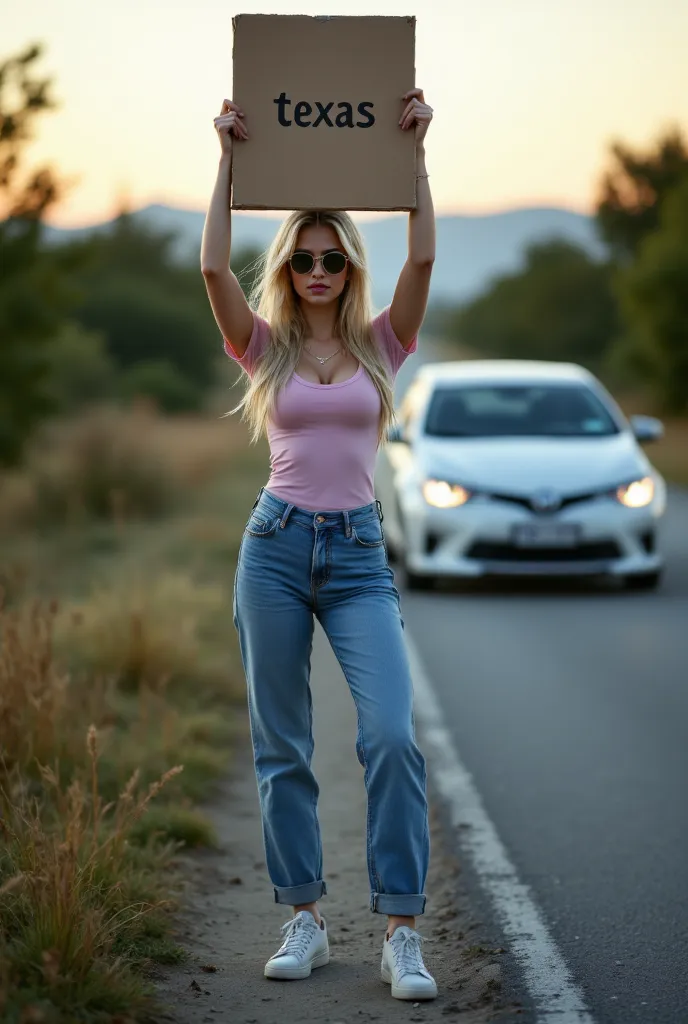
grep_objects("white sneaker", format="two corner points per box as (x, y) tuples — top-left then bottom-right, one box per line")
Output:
(381, 926), (438, 1000)
(264, 910), (330, 980)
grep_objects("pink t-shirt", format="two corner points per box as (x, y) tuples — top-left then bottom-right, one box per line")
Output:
(224, 307), (416, 511)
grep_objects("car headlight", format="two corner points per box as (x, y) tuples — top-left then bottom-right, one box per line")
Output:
(422, 479), (472, 508)
(615, 476), (654, 508)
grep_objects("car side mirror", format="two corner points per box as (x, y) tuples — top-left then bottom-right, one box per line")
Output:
(629, 414), (664, 444)
(387, 423), (409, 444)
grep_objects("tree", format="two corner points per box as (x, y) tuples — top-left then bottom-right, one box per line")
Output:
(42, 320), (116, 411)
(61, 217), (264, 398)
(0, 44), (76, 464)
(119, 360), (204, 413)
(445, 240), (619, 367)
(596, 127), (688, 264)
(0, 43), (60, 219)
(74, 271), (216, 386)
(615, 176), (688, 412)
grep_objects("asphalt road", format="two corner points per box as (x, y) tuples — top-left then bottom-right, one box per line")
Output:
(393, 345), (688, 1023)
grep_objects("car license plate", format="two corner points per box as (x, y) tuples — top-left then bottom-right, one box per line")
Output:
(511, 523), (581, 548)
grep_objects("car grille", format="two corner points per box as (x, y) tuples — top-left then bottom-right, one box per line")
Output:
(487, 490), (599, 513)
(466, 540), (622, 562)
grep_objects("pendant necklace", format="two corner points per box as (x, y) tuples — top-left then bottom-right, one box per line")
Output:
(305, 344), (342, 365)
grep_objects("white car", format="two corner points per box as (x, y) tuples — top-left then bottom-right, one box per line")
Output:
(375, 360), (666, 590)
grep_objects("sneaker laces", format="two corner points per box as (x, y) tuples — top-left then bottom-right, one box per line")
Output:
(390, 929), (433, 979)
(276, 914), (317, 958)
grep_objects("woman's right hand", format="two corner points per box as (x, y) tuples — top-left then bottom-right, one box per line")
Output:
(213, 99), (248, 155)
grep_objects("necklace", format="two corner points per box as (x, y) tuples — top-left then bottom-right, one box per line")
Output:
(305, 344), (341, 365)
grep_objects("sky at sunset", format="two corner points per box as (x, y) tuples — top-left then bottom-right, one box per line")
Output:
(4, 0), (688, 227)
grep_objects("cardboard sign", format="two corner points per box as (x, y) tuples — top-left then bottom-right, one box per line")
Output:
(231, 14), (417, 212)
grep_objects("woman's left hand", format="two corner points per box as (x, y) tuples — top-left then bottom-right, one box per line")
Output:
(399, 88), (433, 144)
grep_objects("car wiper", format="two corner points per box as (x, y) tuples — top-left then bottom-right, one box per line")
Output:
(428, 431), (472, 437)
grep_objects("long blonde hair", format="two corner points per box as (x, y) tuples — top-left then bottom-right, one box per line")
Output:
(231, 210), (395, 444)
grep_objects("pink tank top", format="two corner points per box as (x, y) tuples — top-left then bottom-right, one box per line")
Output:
(224, 307), (416, 511)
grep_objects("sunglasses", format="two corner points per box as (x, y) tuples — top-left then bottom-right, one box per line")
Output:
(289, 250), (349, 275)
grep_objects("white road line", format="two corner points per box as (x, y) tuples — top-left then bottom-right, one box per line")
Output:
(406, 634), (595, 1024)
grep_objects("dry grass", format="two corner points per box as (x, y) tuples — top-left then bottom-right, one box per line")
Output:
(0, 725), (183, 1022)
(0, 406), (268, 1022)
(0, 581), (232, 1020)
(0, 403), (245, 532)
(54, 572), (227, 694)
(143, 409), (246, 486)
(0, 597), (85, 784)
(0, 585), (238, 803)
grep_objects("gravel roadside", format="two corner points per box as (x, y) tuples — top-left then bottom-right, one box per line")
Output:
(153, 623), (516, 1023)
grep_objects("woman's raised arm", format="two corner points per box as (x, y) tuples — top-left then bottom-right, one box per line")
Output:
(389, 89), (436, 350)
(201, 100), (254, 357)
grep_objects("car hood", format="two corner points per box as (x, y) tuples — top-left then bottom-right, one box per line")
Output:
(417, 432), (648, 495)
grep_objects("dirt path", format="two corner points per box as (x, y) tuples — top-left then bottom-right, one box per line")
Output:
(153, 624), (515, 1023)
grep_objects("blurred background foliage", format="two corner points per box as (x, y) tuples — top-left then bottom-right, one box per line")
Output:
(0, 44), (261, 465)
(437, 126), (688, 414)
(1, 42), (687, 469)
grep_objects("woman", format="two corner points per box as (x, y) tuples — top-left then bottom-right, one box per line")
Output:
(201, 88), (436, 1001)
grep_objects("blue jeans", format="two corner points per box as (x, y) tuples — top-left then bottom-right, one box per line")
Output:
(233, 487), (429, 916)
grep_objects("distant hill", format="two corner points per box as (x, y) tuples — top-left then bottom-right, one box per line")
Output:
(43, 203), (606, 309)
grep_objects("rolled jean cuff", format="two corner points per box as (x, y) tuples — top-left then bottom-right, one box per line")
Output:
(273, 880), (327, 906)
(370, 892), (427, 915)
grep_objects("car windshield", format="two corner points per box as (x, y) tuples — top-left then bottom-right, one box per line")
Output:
(424, 383), (620, 438)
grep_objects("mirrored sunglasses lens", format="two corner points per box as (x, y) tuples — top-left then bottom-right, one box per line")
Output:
(290, 252), (314, 274)
(322, 252), (347, 274)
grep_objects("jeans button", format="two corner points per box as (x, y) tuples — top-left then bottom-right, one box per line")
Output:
(315, 515), (325, 523)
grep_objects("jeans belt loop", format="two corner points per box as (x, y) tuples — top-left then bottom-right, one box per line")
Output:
(343, 510), (352, 539)
(376, 499), (384, 523)
(280, 503), (294, 529)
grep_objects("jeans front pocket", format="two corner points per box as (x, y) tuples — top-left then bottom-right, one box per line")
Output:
(245, 513), (280, 538)
(351, 517), (385, 548)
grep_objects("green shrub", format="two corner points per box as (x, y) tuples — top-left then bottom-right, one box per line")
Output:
(120, 359), (203, 413)
(26, 404), (183, 525)
(43, 320), (117, 413)
(55, 571), (227, 692)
